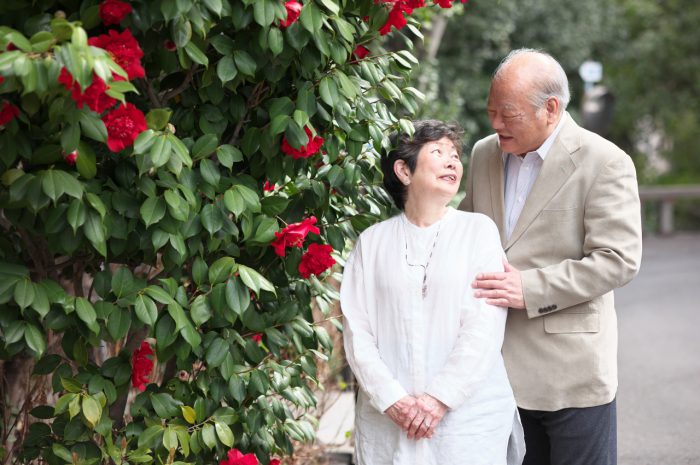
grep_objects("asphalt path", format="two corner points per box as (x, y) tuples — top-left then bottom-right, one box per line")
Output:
(617, 233), (700, 465)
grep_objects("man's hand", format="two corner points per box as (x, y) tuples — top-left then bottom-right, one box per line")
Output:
(407, 394), (448, 440)
(473, 259), (525, 309)
(384, 395), (419, 432)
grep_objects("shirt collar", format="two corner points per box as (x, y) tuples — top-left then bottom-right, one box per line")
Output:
(501, 112), (568, 163)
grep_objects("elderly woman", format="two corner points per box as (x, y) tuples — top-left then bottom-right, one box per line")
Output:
(340, 120), (524, 465)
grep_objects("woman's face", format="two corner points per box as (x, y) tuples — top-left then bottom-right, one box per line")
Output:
(405, 137), (462, 203)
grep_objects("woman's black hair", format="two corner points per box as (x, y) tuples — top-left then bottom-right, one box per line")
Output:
(380, 120), (464, 210)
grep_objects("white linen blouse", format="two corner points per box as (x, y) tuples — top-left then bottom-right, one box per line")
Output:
(341, 208), (524, 465)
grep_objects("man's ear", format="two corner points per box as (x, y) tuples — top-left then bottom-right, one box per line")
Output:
(394, 159), (411, 185)
(546, 97), (560, 123)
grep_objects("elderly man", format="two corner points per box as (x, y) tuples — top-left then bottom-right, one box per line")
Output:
(461, 49), (642, 465)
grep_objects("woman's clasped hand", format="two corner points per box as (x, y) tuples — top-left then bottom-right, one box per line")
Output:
(384, 394), (448, 440)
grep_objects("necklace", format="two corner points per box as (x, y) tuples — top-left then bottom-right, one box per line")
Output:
(402, 215), (442, 299)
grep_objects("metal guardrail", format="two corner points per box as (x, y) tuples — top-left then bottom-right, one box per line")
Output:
(638, 184), (700, 235)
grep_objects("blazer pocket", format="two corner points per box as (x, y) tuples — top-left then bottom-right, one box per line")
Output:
(544, 312), (600, 334)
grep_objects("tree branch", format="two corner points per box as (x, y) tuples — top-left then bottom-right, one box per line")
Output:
(162, 66), (197, 102)
(227, 82), (269, 146)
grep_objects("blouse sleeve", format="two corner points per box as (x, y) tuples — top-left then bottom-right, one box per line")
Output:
(424, 218), (507, 410)
(340, 238), (409, 413)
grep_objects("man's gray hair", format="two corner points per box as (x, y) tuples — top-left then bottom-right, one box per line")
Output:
(494, 48), (570, 114)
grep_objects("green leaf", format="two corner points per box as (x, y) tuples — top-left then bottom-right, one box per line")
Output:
(134, 129), (157, 154)
(140, 197), (166, 227)
(134, 294), (158, 326)
(163, 427), (178, 451)
(75, 142), (97, 179)
(208, 257), (236, 284)
(268, 27), (284, 56)
(228, 376), (246, 403)
(145, 285), (177, 305)
(184, 42), (209, 66)
(299, 2), (323, 33)
(75, 297), (99, 333)
(82, 395), (102, 428)
(319, 75), (338, 107)
(216, 144), (242, 168)
(200, 204), (223, 235)
(237, 265), (276, 295)
(54, 393), (77, 415)
(205, 337), (228, 368)
(84, 211), (107, 256)
(146, 109), (173, 131)
(78, 112), (107, 143)
(31, 282), (50, 317)
(52, 444), (73, 463)
(181, 406), (197, 424)
(201, 423), (216, 449)
(199, 159), (221, 186)
(269, 114), (290, 135)
(149, 134), (172, 168)
(111, 267), (134, 298)
(33, 354), (62, 375)
(40, 170), (64, 202)
(233, 51), (256, 77)
(253, 0), (276, 26)
(214, 421), (234, 447)
(216, 56), (237, 83)
(14, 278), (35, 309)
(24, 324), (46, 357)
(192, 134), (218, 159)
(150, 393), (183, 418)
(225, 277), (250, 316)
(107, 308), (131, 341)
(223, 189), (245, 217)
(138, 425), (164, 449)
(172, 18), (192, 48)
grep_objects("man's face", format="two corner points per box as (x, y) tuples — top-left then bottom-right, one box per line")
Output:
(486, 79), (553, 156)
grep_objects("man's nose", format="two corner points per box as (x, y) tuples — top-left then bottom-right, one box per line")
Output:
(491, 114), (504, 131)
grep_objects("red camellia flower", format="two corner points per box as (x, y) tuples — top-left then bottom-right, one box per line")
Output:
(164, 40), (177, 52)
(279, 0), (302, 29)
(379, 2), (412, 35)
(58, 69), (117, 113)
(281, 127), (324, 159)
(299, 243), (336, 278)
(263, 181), (276, 192)
(353, 45), (370, 60)
(0, 101), (20, 127)
(251, 333), (263, 344)
(89, 29), (145, 80)
(64, 150), (78, 166)
(269, 460), (281, 465)
(102, 103), (147, 152)
(270, 216), (320, 257)
(220, 449), (259, 465)
(131, 341), (155, 391)
(99, 0), (133, 26)
(0, 76), (5, 85)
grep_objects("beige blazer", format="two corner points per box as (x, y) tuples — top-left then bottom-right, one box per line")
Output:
(460, 113), (643, 411)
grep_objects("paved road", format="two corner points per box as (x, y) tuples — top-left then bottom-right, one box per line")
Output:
(617, 233), (700, 465)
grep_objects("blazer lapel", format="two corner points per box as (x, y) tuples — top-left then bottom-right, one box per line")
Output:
(487, 148), (507, 246)
(504, 116), (580, 251)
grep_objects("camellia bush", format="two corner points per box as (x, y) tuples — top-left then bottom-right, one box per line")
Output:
(0, 0), (465, 464)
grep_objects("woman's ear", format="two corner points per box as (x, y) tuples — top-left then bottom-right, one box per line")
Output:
(393, 159), (411, 186)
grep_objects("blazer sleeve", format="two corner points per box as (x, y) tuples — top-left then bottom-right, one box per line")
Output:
(340, 238), (409, 413)
(520, 152), (643, 317)
(425, 218), (507, 409)
(458, 144), (477, 212)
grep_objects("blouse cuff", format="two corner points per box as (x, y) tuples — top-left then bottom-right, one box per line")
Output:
(373, 381), (410, 413)
(424, 383), (467, 410)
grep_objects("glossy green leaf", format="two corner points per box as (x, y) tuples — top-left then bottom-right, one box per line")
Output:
(134, 294), (158, 326)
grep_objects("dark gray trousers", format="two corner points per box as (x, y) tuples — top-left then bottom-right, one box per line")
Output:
(519, 399), (617, 465)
